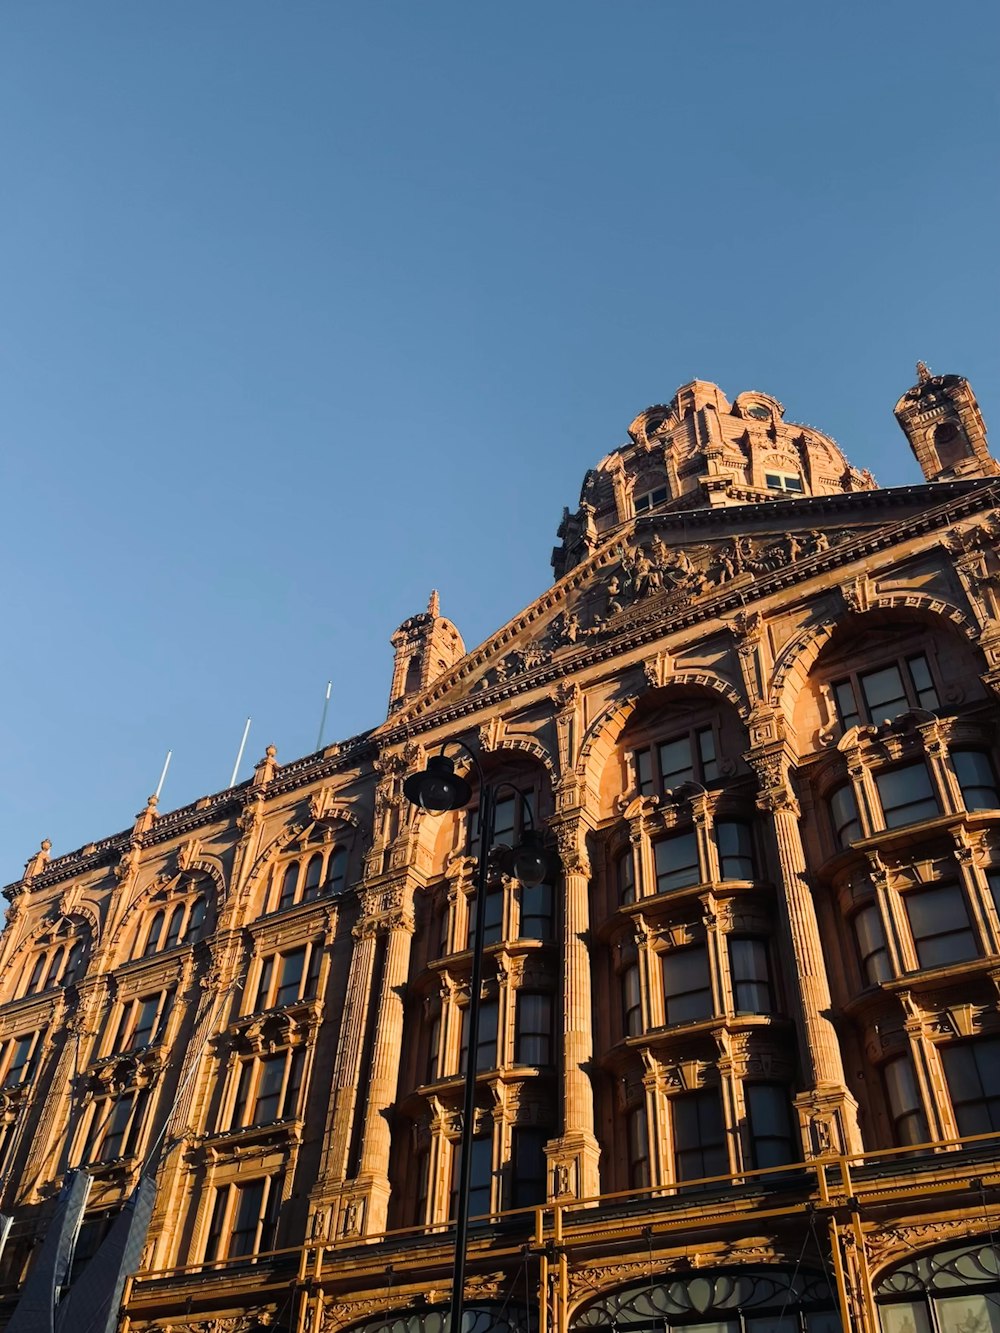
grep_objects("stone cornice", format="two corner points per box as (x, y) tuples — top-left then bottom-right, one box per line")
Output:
(9, 480), (997, 901)
(377, 479), (1000, 744)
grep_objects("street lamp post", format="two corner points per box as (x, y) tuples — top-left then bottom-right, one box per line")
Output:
(402, 743), (558, 1333)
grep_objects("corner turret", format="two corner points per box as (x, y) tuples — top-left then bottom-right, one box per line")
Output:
(387, 591), (465, 716)
(894, 362), (998, 482)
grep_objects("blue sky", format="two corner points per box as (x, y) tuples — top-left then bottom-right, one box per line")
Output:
(2, 1), (998, 874)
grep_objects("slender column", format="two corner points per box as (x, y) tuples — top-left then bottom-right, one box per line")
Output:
(354, 905), (415, 1232)
(548, 820), (600, 1199)
(749, 748), (862, 1155)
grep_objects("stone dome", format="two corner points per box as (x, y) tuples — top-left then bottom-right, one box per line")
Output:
(551, 379), (877, 578)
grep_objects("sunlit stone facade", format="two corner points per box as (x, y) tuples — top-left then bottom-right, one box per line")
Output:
(2, 365), (1000, 1332)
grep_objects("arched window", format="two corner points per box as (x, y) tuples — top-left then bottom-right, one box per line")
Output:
(186, 896), (206, 943)
(143, 912), (165, 958)
(62, 940), (85, 987)
(302, 854), (323, 901)
(24, 955), (46, 997)
(43, 948), (65, 991)
(163, 906), (185, 952)
(278, 862), (299, 912)
(324, 847), (347, 894)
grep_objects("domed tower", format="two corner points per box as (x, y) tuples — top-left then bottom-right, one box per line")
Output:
(894, 362), (999, 482)
(387, 591), (465, 716)
(552, 379), (876, 578)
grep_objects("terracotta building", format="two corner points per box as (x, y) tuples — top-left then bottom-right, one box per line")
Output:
(2, 365), (1000, 1333)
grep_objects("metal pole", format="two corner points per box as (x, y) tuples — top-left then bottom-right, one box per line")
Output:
(449, 783), (494, 1333)
(229, 717), (252, 789)
(154, 750), (172, 802)
(316, 681), (332, 751)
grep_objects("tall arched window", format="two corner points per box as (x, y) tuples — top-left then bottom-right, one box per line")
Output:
(143, 912), (165, 959)
(269, 838), (349, 914)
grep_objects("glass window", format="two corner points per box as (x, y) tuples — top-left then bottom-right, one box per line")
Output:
(662, 946), (713, 1025)
(637, 749), (654, 796)
(907, 653), (939, 710)
(618, 852), (636, 905)
(467, 889), (504, 948)
(131, 996), (161, 1049)
(277, 862), (299, 911)
(634, 485), (668, 513)
(204, 1188), (229, 1263)
(42, 948), (64, 990)
(716, 822), (754, 879)
(143, 912), (164, 958)
(510, 1127), (549, 1208)
(451, 1136), (493, 1221)
(62, 940), (84, 985)
(25, 955), (46, 996)
(834, 680), (862, 731)
(745, 1083), (796, 1170)
(325, 847), (348, 894)
(302, 854), (323, 901)
(903, 884), (978, 969)
(953, 750), (1000, 811)
(254, 955), (274, 1012)
(883, 1054), (929, 1146)
(698, 727), (720, 782)
(163, 907), (185, 951)
(4, 1034), (36, 1087)
(516, 993), (553, 1066)
(987, 869), (1000, 922)
(253, 1054), (286, 1124)
(672, 1089), (727, 1183)
(876, 763), (939, 828)
(830, 783), (862, 847)
(460, 1000), (499, 1074)
(860, 664), (908, 721)
(519, 882), (554, 940)
(729, 937), (774, 1013)
(230, 1179), (267, 1257)
(187, 896), (206, 942)
(628, 1103), (650, 1189)
(654, 831), (701, 893)
(426, 1013), (441, 1084)
(854, 904), (892, 985)
(658, 736), (695, 788)
(764, 471), (803, 493)
(622, 963), (642, 1037)
(941, 1037), (1000, 1138)
(274, 949), (305, 1007)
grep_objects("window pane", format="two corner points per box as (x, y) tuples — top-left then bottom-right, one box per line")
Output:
(746, 1083), (795, 1169)
(854, 905), (892, 985)
(132, 997), (160, 1049)
(204, 1188), (229, 1262)
(860, 664), (908, 720)
(636, 750), (654, 796)
(278, 863), (299, 910)
(230, 1179), (266, 1256)
(953, 750), (1000, 811)
(907, 653), (939, 710)
(883, 1054), (929, 1146)
(830, 784), (861, 846)
(254, 1056), (285, 1124)
(144, 913), (164, 958)
(654, 832), (701, 893)
(618, 853), (635, 905)
(303, 853), (323, 900)
(452, 1137), (493, 1220)
(163, 907), (184, 950)
(730, 937), (773, 1013)
(834, 680), (861, 730)
(516, 993), (553, 1066)
(275, 949), (306, 1006)
(520, 883), (553, 940)
(876, 764), (939, 828)
(673, 1089), (726, 1182)
(698, 728), (719, 782)
(662, 946), (712, 1025)
(904, 885), (978, 969)
(628, 1104), (650, 1188)
(717, 822), (754, 879)
(942, 1038), (1000, 1138)
(622, 964), (642, 1037)
(325, 847), (347, 894)
(659, 737), (694, 788)
(511, 1127), (548, 1208)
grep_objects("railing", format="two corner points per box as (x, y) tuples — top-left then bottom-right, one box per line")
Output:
(126, 1127), (1000, 1300)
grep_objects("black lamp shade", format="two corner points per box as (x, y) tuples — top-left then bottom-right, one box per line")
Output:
(496, 830), (558, 886)
(402, 755), (472, 813)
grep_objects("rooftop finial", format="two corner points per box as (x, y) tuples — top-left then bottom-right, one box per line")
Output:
(916, 361), (932, 384)
(428, 589), (440, 617)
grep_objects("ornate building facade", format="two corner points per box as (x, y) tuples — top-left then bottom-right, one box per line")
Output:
(1, 365), (1000, 1333)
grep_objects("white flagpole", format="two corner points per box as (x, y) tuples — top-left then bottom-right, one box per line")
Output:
(229, 718), (252, 788)
(154, 750), (172, 802)
(316, 680), (332, 750)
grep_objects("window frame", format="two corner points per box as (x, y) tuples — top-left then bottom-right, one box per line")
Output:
(252, 943), (322, 1012)
(660, 944), (713, 1026)
(832, 651), (940, 730)
(902, 882), (978, 970)
(875, 761), (941, 829)
(635, 726), (720, 797)
(227, 1046), (306, 1131)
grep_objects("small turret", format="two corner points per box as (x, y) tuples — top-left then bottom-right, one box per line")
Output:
(894, 362), (999, 482)
(387, 591), (465, 716)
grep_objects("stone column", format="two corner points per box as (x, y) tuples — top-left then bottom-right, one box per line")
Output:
(353, 903), (415, 1233)
(748, 747), (862, 1155)
(547, 820), (600, 1199)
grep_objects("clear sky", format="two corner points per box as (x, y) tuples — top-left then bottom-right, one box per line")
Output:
(2, 1), (998, 876)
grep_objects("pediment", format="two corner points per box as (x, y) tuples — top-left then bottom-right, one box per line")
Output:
(386, 505), (899, 725)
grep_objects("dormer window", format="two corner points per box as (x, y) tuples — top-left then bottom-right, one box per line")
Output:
(746, 404), (770, 420)
(764, 470), (804, 494)
(634, 485), (668, 514)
